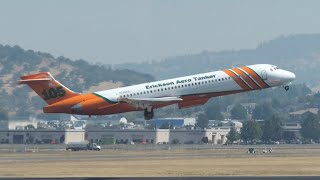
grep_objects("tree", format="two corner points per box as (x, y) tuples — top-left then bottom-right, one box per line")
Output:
(0, 109), (8, 121)
(252, 101), (276, 120)
(145, 123), (156, 129)
(240, 120), (262, 144)
(300, 113), (320, 141)
(261, 114), (283, 142)
(231, 104), (248, 120)
(227, 127), (240, 143)
(205, 104), (224, 120)
(159, 122), (173, 129)
(25, 124), (35, 130)
(196, 113), (209, 129)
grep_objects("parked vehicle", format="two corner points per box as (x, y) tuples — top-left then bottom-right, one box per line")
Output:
(247, 148), (256, 154)
(66, 142), (101, 151)
(262, 148), (273, 153)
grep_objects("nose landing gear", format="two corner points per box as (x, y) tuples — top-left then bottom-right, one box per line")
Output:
(284, 85), (290, 91)
(144, 108), (154, 120)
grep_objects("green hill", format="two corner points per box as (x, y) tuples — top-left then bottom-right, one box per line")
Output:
(0, 45), (154, 118)
(115, 34), (320, 90)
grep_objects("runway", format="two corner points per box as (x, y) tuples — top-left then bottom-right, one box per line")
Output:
(0, 151), (317, 162)
(2, 177), (320, 180)
(0, 145), (320, 177)
(0, 146), (319, 162)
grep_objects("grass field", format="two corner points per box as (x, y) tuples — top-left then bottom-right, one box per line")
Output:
(1, 148), (320, 177)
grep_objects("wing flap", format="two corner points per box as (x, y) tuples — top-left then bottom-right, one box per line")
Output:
(119, 96), (182, 109)
(121, 97), (182, 102)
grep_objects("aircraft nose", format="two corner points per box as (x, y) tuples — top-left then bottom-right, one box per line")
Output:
(285, 71), (296, 81)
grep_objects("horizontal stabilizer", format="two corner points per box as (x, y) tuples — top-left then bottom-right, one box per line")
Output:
(18, 78), (51, 84)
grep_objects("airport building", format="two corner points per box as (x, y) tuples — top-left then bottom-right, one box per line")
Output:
(282, 123), (302, 141)
(0, 116), (230, 144)
(0, 120), (39, 130)
(169, 127), (230, 144)
(86, 128), (229, 144)
(148, 118), (196, 129)
(86, 129), (170, 144)
(0, 128), (230, 145)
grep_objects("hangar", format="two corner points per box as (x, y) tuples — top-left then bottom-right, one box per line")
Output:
(0, 128), (229, 145)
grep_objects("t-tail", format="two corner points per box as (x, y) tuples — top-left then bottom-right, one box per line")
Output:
(18, 72), (81, 105)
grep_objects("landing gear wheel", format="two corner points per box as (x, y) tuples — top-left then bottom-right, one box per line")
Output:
(284, 86), (290, 91)
(144, 108), (154, 120)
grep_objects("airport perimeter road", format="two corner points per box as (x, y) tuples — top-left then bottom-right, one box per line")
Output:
(0, 147), (319, 162)
(1, 143), (320, 152)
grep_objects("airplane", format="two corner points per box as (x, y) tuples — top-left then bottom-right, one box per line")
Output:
(18, 64), (295, 120)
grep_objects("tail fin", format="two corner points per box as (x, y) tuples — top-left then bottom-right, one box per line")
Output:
(18, 72), (81, 105)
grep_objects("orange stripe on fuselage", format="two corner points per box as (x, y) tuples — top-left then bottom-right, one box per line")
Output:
(223, 70), (250, 91)
(44, 93), (142, 115)
(240, 66), (269, 89)
(231, 68), (259, 90)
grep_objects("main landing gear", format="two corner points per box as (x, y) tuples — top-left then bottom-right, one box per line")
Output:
(144, 107), (154, 120)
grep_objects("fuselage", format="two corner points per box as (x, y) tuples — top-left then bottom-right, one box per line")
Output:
(43, 64), (295, 116)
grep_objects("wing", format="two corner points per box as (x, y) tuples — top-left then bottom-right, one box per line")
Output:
(119, 96), (183, 109)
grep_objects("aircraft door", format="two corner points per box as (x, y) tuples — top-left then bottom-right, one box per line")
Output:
(261, 70), (268, 80)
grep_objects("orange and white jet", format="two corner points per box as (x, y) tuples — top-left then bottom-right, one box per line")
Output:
(19, 64), (295, 120)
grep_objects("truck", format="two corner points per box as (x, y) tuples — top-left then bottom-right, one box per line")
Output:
(66, 142), (101, 151)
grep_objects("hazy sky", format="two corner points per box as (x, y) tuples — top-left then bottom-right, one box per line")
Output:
(0, 0), (320, 64)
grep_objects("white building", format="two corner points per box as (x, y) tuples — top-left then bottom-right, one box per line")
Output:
(87, 129), (170, 144)
(169, 128), (230, 144)
(0, 120), (38, 130)
(0, 129), (85, 144)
